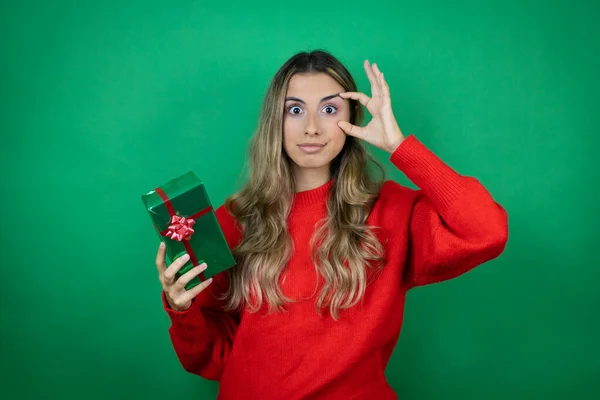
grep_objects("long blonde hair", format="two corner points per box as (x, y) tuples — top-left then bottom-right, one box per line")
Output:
(223, 50), (387, 319)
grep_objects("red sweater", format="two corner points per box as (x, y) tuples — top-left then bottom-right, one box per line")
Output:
(162, 134), (508, 399)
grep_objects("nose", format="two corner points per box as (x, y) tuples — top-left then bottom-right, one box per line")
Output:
(305, 112), (320, 136)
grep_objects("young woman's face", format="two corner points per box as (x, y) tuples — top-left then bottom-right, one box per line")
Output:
(282, 73), (350, 172)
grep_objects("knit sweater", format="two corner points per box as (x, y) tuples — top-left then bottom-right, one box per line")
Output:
(161, 134), (509, 399)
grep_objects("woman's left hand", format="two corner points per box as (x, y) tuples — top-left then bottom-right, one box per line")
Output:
(338, 60), (406, 154)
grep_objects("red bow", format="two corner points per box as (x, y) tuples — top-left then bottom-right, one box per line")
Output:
(165, 215), (196, 241)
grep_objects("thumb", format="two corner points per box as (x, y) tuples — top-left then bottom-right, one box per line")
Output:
(338, 120), (365, 138)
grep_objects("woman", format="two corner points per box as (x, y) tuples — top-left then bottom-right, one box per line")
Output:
(155, 50), (508, 399)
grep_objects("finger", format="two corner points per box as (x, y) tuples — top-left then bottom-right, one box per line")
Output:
(175, 263), (208, 290)
(338, 91), (371, 108)
(177, 276), (214, 305)
(155, 242), (167, 274)
(164, 253), (190, 282)
(338, 120), (366, 139)
(373, 64), (387, 102)
(380, 72), (391, 104)
(364, 60), (381, 97)
(372, 63), (383, 81)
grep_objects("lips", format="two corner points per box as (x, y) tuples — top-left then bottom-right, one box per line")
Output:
(298, 143), (326, 154)
(298, 143), (325, 147)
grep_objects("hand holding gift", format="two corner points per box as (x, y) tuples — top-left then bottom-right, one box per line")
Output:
(141, 171), (237, 292)
(155, 242), (213, 312)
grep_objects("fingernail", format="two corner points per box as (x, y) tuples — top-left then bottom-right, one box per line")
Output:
(199, 263), (208, 271)
(182, 253), (190, 261)
(159, 242), (165, 248)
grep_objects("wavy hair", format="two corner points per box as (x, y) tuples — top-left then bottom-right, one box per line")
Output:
(222, 50), (387, 319)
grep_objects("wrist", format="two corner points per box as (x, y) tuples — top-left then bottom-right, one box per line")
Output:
(163, 290), (190, 313)
(387, 135), (405, 154)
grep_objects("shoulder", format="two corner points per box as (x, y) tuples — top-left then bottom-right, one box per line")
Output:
(215, 202), (236, 224)
(362, 180), (421, 245)
(366, 180), (422, 225)
(214, 202), (243, 250)
(375, 180), (421, 210)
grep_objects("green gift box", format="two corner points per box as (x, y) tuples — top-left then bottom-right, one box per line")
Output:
(141, 171), (236, 290)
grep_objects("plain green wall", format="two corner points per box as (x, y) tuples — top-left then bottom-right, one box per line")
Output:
(2, 0), (599, 399)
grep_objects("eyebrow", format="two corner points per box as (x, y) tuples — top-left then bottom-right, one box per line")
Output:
(284, 94), (341, 104)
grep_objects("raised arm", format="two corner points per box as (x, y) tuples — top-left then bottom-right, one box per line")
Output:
(389, 135), (508, 288)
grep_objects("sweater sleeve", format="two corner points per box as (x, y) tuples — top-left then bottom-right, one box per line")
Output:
(162, 204), (243, 381)
(389, 134), (509, 288)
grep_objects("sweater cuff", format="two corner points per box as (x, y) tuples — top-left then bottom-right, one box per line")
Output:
(162, 290), (209, 335)
(390, 134), (469, 211)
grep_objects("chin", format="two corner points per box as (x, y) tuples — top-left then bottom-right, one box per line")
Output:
(296, 160), (329, 169)
(292, 150), (336, 168)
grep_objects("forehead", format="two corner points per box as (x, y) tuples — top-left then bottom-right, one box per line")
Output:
(286, 73), (344, 99)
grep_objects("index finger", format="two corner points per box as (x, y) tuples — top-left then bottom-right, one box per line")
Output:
(155, 242), (167, 274)
(339, 91), (372, 109)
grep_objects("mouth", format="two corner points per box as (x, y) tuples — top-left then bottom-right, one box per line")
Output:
(297, 143), (326, 154)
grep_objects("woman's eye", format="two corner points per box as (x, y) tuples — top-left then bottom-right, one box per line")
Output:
(289, 105), (302, 115)
(323, 105), (338, 114)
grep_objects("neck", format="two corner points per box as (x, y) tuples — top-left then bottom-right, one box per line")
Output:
(293, 166), (331, 192)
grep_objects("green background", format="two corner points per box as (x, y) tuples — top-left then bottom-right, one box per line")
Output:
(2, 0), (598, 399)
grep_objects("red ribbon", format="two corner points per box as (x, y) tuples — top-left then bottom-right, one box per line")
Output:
(155, 187), (212, 282)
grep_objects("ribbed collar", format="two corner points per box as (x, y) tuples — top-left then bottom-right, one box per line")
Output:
(290, 179), (333, 213)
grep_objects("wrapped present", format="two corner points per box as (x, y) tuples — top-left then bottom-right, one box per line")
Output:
(141, 171), (236, 290)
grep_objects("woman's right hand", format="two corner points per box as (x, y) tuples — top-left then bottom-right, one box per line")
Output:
(155, 242), (213, 312)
